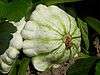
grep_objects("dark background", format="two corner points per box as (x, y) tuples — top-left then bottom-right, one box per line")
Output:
(75, 0), (100, 20)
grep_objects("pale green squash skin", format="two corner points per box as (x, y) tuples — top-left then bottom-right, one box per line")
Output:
(21, 4), (81, 71)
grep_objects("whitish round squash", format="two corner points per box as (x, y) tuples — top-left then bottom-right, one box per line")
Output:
(21, 4), (81, 71)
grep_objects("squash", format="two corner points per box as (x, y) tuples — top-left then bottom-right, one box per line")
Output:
(0, 4), (81, 73)
(21, 4), (81, 71)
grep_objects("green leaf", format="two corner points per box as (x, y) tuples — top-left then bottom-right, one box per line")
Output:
(95, 61), (100, 75)
(0, 21), (17, 55)
(0, 0), (32, 21)
(66, 7), (77, 18)
(8, 56), (30, 75)
(18, 57), (30, 75)
(32, 0), (41, 5)
(67, 57), (96, 75)
(84, 17), (100, 34)
(0, 1), (7, 17)
(77, 18), (89, 53)
(41, 0), (81, 5)
(78, 53), (90, 59)
(6, 0), (32, 21)
(8, 59), (20, 75)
